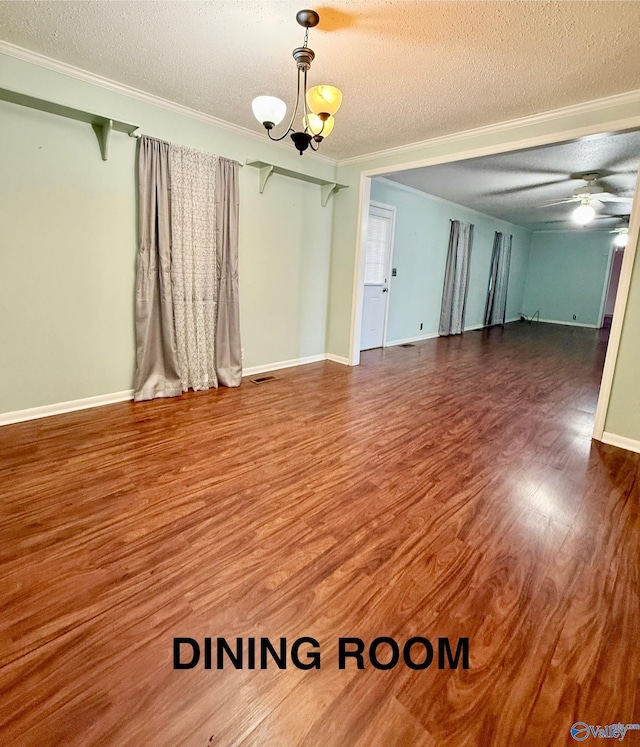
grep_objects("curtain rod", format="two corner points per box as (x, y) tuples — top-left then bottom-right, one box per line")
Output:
(128, 130), (244, 165)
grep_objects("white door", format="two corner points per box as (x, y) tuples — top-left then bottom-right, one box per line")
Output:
(360, 203), (395, 350)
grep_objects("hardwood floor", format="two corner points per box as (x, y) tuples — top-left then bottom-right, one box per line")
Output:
(1, 322), (638, 747)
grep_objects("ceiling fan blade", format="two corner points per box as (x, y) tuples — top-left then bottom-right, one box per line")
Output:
(594, 194), (634, 203)
(593, 214), (629, 221)
(540, 198), (579, 207)
(593, 213), (631, 220)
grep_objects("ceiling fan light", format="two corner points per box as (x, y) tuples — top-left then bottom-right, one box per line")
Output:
(306, 85), (342, 116)
(252, 96), (287, 127)
(304, 113), (335, 138)
(614, 231), (629, 248)
(572, 203), (596, 226)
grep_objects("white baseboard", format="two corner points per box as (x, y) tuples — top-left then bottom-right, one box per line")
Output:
(384, 321), (522, 344)
(1, 353), (349, 426)
(385, 319), (522, 343)
(600, 431), (640, 454)
(467, 318), (524, 331)
(385, 332), (439, 347)
(0, 389), (134, 426)
(535, 317), (599, 329)
(244, 353), (351, 375)
(242, 354), (326, 377)
(325, 353), (350, 366)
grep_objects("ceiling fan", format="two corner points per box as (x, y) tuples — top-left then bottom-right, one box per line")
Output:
(543, 172), (633, 207)
(541, 172), (633, 225)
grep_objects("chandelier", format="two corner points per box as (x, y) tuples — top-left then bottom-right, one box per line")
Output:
(251, 9), (342, 155)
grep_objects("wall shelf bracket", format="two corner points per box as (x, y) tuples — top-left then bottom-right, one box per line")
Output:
(92, 119), (113, 161)
(321, 182), (340, 208)
(246, 160), (347, 206)
(258, 163), (275, 194)
(0, 86), (139, 161)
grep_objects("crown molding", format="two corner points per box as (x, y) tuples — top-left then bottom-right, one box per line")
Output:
(3, 39), (639, 172)
(0, 40), (338, 166)
(337, 89), (640, 168)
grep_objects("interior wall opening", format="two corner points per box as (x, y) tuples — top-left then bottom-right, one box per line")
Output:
(351, 128), (640, 440)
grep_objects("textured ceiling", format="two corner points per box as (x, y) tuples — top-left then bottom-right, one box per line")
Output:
(1, 1), (640, 160)
(383, 130), (640, 230)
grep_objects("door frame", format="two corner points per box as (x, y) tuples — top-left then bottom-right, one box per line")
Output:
(347, 118), (640, 443)
(361, 200), (397, 350)
(599, 244), (625, 328)
(596, 239), (617, 328)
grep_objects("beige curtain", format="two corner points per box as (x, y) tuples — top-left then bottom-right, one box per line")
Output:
(215, 158), (242, 387)
(134, 137), (182, 401)
(134, 139), (241, 400)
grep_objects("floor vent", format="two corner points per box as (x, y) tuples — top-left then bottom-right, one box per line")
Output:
(399, 343), (416, 348)
(250, 375), (279, 385)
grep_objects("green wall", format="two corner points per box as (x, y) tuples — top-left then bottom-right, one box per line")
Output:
(522, 230), (613, 327)
(0, 52), (335, 414)
(369, 178), (531, 342)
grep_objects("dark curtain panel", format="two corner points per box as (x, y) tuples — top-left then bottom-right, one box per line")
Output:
(439, 220), (474, 336)
(484, 232), (512, 327)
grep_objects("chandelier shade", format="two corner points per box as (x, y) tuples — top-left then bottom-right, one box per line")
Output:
(303, 113), (335, 139)
(251, 96), (287, 128)
(306, 85), (342, 117)
(251, 9), (343, 155)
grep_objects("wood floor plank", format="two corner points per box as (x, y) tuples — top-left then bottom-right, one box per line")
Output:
(0, 322), (638, 746)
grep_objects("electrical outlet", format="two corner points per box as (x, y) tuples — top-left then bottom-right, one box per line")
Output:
(572, 314), (577, 320)
(241, 347), (245, 359)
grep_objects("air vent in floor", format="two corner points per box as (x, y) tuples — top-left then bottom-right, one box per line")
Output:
(399, 343), (416, 348)
(250, 375), (279, 384)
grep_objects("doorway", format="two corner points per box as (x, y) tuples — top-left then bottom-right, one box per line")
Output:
(360, 202), (396, 350)
(602, 247), (625, 328)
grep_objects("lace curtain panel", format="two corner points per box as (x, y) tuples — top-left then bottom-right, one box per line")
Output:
(134, 137), (241, 401)
(439, 220), (474, 336)
(170, 146), (218, 391)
